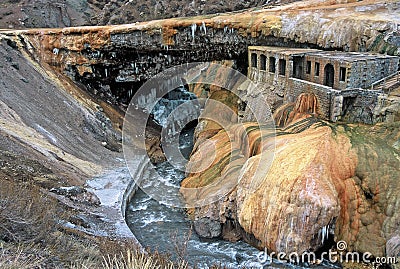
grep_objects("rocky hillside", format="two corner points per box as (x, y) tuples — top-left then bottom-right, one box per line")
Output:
(0, 37), (120, 181)
(0, 0), (399, 266)
(0, 0), (299, 29)
(0, 34), (165, 266)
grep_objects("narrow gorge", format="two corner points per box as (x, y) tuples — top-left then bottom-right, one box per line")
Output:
(0, 0), (399, 268)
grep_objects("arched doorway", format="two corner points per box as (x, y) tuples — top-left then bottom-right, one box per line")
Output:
(324, 64), (334, 87)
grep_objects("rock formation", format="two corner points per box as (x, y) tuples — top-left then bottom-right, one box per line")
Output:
(182, 92), (400, 260)
(1, 0), (399, 111)
(274, 92), (319, 127)
(1, 0), (399, 265)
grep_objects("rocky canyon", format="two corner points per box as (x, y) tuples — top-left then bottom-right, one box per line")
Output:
(0, 0), (399, 268)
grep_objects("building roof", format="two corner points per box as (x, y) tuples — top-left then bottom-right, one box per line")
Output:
(248, 46), (321, 56)
(296, 51), (398, 62)
(249, 46), (399, 62)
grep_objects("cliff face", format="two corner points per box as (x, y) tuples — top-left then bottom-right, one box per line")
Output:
(0, 37), (117, 181)
(0, 0), (92, 29)
(182, 93), (400, 258)
(88, 0), (300, 26)
(0, 30), (166, 248)
(1, 0), (399, 108)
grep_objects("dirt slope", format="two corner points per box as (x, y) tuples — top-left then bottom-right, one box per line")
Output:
(0, 0), (300, 29)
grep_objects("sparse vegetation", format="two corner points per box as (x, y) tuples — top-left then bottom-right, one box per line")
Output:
(0, 177), (232, 268)
(170, 227), (193, 263)
(0, 172), (196, 269)
(102, 250), (188, 269)
(0, 179), (61, 244)
(0, 243), (44, 269)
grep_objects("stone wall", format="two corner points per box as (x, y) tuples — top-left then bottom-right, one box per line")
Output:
(286, 78), (334, 120)
(122, 155), (149, 219)
(248, 66), (287, 96)
(248, 66), (388, 124)
(339, 89), (386, 124)
(284, 79), (387, 124)
(349, 57), (399, 89)
(303, 55), (351, 90)
(248, 49), (309, 97)
(301, 54), (400, 90)
(246, 47), (399, 124)
(249, 47), (400, 92)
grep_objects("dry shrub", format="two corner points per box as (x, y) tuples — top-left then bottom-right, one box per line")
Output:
(0, 179), (220, 268)
(170, 226), (192, 262)
(98, 238), (188, 269)
(0, 243), (44, 269)
(0, 179), (61, 243)
(50, 230), (102, 267)
(102, 249), (188, 269)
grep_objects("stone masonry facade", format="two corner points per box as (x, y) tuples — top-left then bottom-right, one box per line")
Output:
(247, 46), (400, 124)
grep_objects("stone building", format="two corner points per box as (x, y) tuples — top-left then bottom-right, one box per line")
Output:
(247, 46), (400, 124)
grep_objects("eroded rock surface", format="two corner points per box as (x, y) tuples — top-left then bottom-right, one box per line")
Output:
(1, 0), (399, 112)
(182, 92), (400, 259)
(0, 35), (164, 245)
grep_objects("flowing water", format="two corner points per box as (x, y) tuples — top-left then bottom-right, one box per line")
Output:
(125, 156), (337, 268)
(124, 87), (337, 268)
(126, 87), (266, 268)
(125, 128), (266, 268)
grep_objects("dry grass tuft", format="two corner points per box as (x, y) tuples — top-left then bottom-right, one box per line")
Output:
(0, 243), (44, 269)
(0, 179), (61, 243)
(0, 178), (194, 268)
(0, 175), (223, 268)
(102, 249), (188, 269)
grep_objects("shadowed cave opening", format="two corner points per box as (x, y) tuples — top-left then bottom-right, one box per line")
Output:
(142, 84), (200, 165)
(71, 46), (251, 110)
(178, 119), (198, 160)
(314, 235), (336, 262)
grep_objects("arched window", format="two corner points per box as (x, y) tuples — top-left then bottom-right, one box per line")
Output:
(269, 57), (276, 73)
(339, 67), (347, 82)
(260, 55), (267, 70)
(279, 59), (286, 75)
(315, 62), (320, 76)
(324, 63), (334, 87)
(251, 53), (257, 68)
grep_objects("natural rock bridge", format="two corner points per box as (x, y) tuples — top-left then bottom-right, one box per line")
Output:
(1, 0), (399, 106)
(0, 0), (399, 265)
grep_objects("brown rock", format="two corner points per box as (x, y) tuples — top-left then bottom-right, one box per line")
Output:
(182, 95), (400, 259)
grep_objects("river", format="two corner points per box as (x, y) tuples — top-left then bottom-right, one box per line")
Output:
(124, 87), (337, 268)
(125, 127), (266, 268)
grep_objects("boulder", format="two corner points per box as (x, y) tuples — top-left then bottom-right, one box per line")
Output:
(194, 218), (222, 238)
